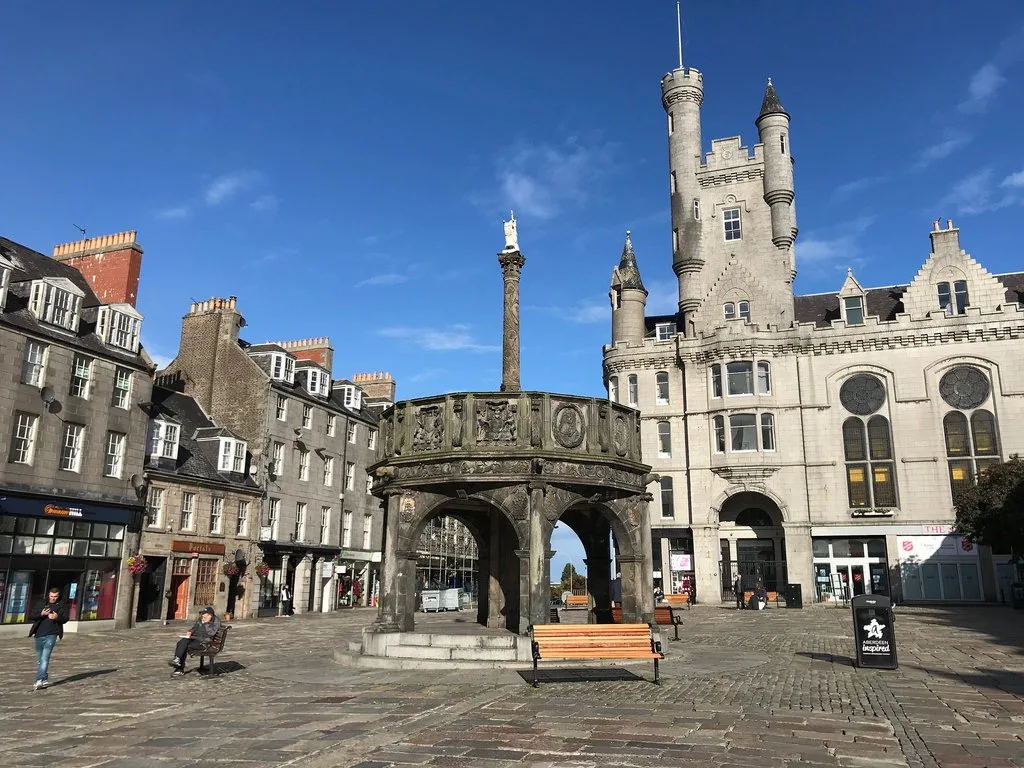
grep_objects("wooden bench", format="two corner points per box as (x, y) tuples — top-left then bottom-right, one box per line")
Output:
(663, 593), (691, 609)
(611, 605), (682, 641)
(529, 624), (664, 687)
(564, 595), (589, 609)
(186, 625), (231, 675)
(743, 591), (780, 608)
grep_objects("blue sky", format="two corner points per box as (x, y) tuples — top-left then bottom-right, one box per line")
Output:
(3, 3), (1024, 579)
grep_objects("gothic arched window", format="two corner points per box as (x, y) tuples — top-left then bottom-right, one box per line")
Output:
(940, 366), (999, 501)
(842, 413), (898, 509)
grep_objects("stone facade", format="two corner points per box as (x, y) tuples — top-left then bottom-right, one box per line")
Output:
(605, 63), (1024, 606)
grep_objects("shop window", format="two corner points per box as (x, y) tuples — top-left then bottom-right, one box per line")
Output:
(812, 539), (830, 558)
(193, 559), (217, 607)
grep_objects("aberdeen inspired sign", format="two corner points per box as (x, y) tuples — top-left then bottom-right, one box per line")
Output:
(851, 594), (898, 670)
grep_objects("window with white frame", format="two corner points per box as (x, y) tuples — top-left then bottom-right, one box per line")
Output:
(298, 449), (309, 481)
(345, 461), (355, 490)
(718, 361), (772, 396)
(657, 421), (672, 458)
(655, 322), (677, 341)
(938, 280), (969, 315)
(268, 498), (280, 538)
(69, 355), (92, 399)
(0, 260), (10, 308)
(302, 404), (312, 429)
(320, 506), (331, 544)
(362, 514), (372, 549)
(366, 472), (374, 494)
(180, 492), (196, 530)
(10, 412), (38, 465)
(760, 413), (776, 451)
(342, 510), (352, 547)
(346, 422), (357, 443)
(724, 302), (736, 320)
(729, 414), (757, 452)
(723, 207), (741, 241)
(843, 296), (865, 325)
(608, 376), (619, 402)
(220, 440), (232, 471)
(327, 414), (336, 437)
(236, 500), (250, 537)
(21, 341), (47, 387)
(60, 423), (85, 472)
(112, 367), (132, 409)
(306, 369), (329, 397)
(272, 441), (284, 475)
(294, 502), (306, 540)
(367, 429), (377, 450)
(660, 477), (674, 518)
(757, 361), (771, 395)
(276, 394), (288, 421)
(712, 415), (726, 453)
(711, 364), (723, 398)
(341, 385), (361, 409)
(323, 455), (334, 486)
(29, 278), (84, 331)
(716, 411), (777, 453)
(655, 371), (670, 405)
(232, 440), (245, 472)
(104, 432), (126, 477)
(670, 171), (676, 194)
(737, 301), (751, 322)
(627, 374), (638, 407)
(218, 439), (246, 472)
(270, 353), (295, 383)
(146, 487), (164, 528)
(96, 305), (142, 352)
(148, 421), (180, 460)
(210, 497), (224, 534)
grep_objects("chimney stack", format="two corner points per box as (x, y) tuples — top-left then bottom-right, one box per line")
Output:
(268, 337), (333, 373)
(352, 371), (396, 406)
(53, 230), (143, 307)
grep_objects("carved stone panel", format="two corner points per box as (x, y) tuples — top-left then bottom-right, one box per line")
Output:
(476, 400), (518, 443)
(452, 399), (465, 448)
(530, 401), (542, 448)
(552, 403), (585, 449)
(613, 416), (629, 457)
(399, 493), (417, 523)
(412, 405), (445, 451)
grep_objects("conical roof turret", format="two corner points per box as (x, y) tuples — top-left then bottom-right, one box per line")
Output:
(613, 231), (647, 292)
(757, 77), (789, 122)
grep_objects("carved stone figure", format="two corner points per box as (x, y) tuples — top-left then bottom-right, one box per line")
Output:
(412, 405), (445, 450)
(613, 416), (629, 456)
(502, 210), (519, 251)
(452, 399), (465, 448)
(399, 493), (416, 523)
(552, 403), (585, 449)
(476, 400), (518, 443)
(530, 400), (542, 447)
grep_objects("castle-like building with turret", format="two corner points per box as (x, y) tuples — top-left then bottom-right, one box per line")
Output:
(604, 62), (1024, 606)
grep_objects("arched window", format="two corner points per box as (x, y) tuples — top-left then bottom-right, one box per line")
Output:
(627, 374), (638, 407)
(724, 302), (736, 320)
(608, 376), (619, 403)
(736, 508), (774, 527)
(944, 408), (1000, 499)
(657, 421), (672, 458)
(842, 415), (898, 508)
(660, 476), (674, 518)
(738, 301), (751, 321)
(655, 371), (670, 405)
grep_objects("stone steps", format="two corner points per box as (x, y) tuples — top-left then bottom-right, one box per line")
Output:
(336, 627), (535, 670)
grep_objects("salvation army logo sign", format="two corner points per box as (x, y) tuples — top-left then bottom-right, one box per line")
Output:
(960, 539), (973, 552)
(901, 540), (914, 552)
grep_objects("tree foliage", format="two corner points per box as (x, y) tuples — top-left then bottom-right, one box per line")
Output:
(953, 456), (1024, 560)
(558, 563), (586, 591)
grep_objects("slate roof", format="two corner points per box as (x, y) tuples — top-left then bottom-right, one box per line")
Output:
(0, 236), (149, 368)
(613, 232), (646, 292)
(757, 80), (788, 121)
(145, 386), (260, 491)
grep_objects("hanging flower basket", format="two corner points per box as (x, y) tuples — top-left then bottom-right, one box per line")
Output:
(126, 553), (149, 575)
(223, 562), (240, 577)
(255, 561), (271, 578)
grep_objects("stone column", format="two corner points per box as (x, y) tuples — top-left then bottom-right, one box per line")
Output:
(311, 557), (323, 613)
(692, 524), (722, 604)
(394, 550), (419, 630)
(280, 554), (293, 616)
(486, 507), (505, 628)
(497, 249), (526, 393)
(782, 523), (813, 604)
(528, 482), (549, 628)
(373, 492), (404, 632)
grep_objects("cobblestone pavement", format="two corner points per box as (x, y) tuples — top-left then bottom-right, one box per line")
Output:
(1, 605), (1022, 768)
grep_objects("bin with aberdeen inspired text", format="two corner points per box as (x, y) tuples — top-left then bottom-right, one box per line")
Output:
(851, 594), (898, 669)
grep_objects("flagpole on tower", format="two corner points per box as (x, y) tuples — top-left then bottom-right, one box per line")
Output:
(676, 1), (683, 69)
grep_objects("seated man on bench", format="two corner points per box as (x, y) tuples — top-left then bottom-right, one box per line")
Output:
(169, 606), (220, 676)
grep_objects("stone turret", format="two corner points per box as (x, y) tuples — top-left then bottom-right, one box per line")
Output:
(755, 79), (797, 276)
(609, 231), (648, 345)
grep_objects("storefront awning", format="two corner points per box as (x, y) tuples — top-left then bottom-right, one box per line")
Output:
(259, 540), (341, 557)
(0, 493), (141, 528)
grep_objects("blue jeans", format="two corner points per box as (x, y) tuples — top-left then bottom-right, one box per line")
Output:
(34, 634), (57, 682)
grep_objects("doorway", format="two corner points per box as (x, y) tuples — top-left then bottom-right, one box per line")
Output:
(135, 557), (167, 622)
(169, 557), (191, 620)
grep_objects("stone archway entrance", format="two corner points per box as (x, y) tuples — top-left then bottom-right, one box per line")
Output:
(718, 491), (787, 597)
(369, 392), (655, 635)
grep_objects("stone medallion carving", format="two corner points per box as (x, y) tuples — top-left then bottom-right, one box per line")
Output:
(613, 416), (629, 456)
(839, 374), (886, 415)
(399, 493), (416, 523)
(939, 366), (990, 409)
(412, 405), (444, 450)
(552, 403), (585, 449)
(476, 400), (517, 443)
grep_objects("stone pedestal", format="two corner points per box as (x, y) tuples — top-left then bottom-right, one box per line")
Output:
(783, 523), (814, 603)
(692, 525), (722, 604)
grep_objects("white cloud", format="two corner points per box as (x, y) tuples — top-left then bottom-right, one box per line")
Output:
(832, 176), (886, 202)
(939, 168), (1020, 216)
(493, 137), (619, 220)
(1001, 168), (1024, 188)
(644, 279), (678, 316)
(913, 132), (971, 171)
(356, 273), (409, 288)
(798, 216), (876, 271)
(204, 171), (262, 205)
(378, 324), (498, 353)
(157, 205), (190, 220)
(958, 24), (1024, 113)
(566, 303), (606, 324)
(142, 337), (175, 370)
(249, 194), (278, 213)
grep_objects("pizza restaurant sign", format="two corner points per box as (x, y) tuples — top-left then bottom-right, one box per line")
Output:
(44, 504), (85, 519)
(170, 540), (226, 556)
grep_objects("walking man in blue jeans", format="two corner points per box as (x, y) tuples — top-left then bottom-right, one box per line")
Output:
(28, 587), (69, 690)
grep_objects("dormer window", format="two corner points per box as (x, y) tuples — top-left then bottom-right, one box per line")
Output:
(655, 322), (677, 341)
(341, 385), (362, 410)
(0, 257), (12, 309)
(938, 280), (969, 315)
(270, 353), (295, 383)
(148, 420), (180, 460)
(96, 304), (142, 352)
(218, 438), (247, 472)
(29, 278), (84, 332)
(306, 368), (329, 397)
(843, 296), (865, 325)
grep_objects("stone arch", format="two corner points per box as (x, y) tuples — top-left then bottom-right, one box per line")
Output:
(715, 489), (787, 594)
(825, 363), (899, 406)
(710, 485), (789, 525)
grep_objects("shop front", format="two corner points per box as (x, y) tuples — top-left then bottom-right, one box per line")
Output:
(812, 536), (889, 603)
(0, 493), (141, 634)
(897, 534), (983, 602)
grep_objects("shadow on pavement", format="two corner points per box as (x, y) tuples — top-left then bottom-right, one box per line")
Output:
(49, 668), (117, 686)
(905, 664), (1024, 696)
(794, 651), (855, 667)
(517, 667), (646, 685)
(196, 661), (245, 676)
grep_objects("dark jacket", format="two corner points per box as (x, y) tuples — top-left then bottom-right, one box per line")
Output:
(188, 614), (221, 645)
(28, 600), (70, 639)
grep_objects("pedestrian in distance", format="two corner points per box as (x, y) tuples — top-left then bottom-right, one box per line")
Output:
(168, 606), (221, 676)
(281, 583), (293, 616)
(733, 574), (744, 610)
(29, 586), (69, 690)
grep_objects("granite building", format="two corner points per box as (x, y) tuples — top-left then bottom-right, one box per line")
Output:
(604, 61), (1024, 605)
(0, 231), (153, 634)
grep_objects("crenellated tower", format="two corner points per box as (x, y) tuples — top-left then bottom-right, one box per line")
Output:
(755, 79), (797, 280)
(609, 231), (648, 344)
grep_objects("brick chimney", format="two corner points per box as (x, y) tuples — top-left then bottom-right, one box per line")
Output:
(53, 230), (143, 307)
(270, 337), (333, 373)
(352, 371), (396, 406)
(171, 296), (246, 411)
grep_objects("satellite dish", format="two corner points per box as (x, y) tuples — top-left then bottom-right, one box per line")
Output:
(40, 386), (55, 405)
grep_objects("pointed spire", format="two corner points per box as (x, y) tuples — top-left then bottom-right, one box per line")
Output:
(757, 77), (789, 121)
(615, 230), (647, 292)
